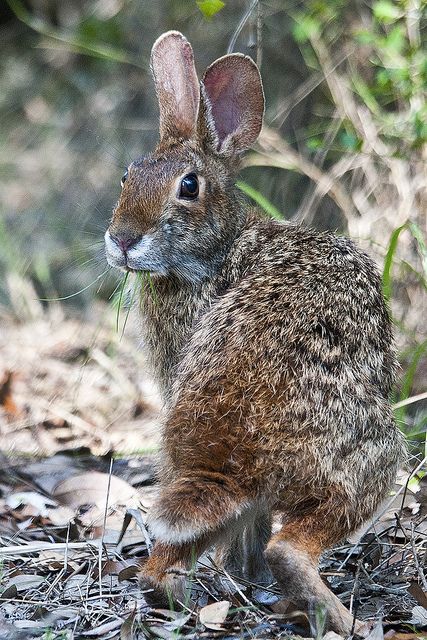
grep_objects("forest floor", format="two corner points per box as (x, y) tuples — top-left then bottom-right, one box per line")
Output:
(0, 303), (426, 640)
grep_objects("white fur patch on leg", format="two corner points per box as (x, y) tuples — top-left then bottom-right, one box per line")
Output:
(148, 501), (251, 545)
(148, 515), (201, 544)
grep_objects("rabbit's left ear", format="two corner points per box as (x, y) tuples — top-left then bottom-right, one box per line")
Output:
(198, 54), (264, 155)
(151, 31), (199, 142)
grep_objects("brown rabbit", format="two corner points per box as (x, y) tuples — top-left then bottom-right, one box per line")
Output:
(105, 31), (405, 634)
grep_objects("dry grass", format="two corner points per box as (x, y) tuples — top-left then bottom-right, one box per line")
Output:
(0, 295), (160, 456)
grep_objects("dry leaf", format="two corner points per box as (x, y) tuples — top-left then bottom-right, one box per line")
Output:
(145, 627), (175, 640)
(364, 621), (384, 640)
(53, 471), (139, 510)
(6, 492), (57, 517)
(409, 582), (427, 610)
(63, 574), (89, 596)
(81, 619), (124, 636)
(7, 574), (45, 593)
(0, 584), (18, 600)
(323, 633), (345, 640)
(409, 606), (427, 626)
(199, 600), (230, 630)
(118, 564), (141, 582)
(0, 371), (20, 417)
(53, 471), (140, 530)
(163, 614), (191, 631)
(46, 505), (75, 526)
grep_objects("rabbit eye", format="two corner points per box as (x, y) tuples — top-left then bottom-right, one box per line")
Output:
(179, 173), (199, 200)
(120, 169), (128, 188)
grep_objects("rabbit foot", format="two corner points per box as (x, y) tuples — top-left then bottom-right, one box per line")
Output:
(266, 535), (360, 636)
(139, 565), (187, 609)
(139, 541), (195, 609)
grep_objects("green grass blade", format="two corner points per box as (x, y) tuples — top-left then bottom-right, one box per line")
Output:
(115, 271), (129, 334)
(121, 274), (139, 339)
(236, 181), (284, 220)
(409, 221), (427, 277)
(145, 273), (157, 303)
(400, 339), (427, 403)
(395, 338), (427, 428)
(382, 220), (427, 301)
(382, 222), (408, 302)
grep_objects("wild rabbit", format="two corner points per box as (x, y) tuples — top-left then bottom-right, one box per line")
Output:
(105, 31), (405, 634)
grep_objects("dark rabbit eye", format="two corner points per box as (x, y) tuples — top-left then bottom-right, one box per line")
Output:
(121, 169), (128, 187)
(179, 173), (199, 200)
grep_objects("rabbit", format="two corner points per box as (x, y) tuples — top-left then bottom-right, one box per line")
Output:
(104, 31), (405, 635)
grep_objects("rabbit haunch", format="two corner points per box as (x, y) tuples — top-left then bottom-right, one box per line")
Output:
(104, 31), (405, 635)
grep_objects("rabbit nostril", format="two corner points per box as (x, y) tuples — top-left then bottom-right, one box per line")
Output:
(111, 233), (140, 252)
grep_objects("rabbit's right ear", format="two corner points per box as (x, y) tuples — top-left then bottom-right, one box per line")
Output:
(150, 31), (199, 142)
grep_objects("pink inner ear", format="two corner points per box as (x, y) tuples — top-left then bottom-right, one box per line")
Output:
(203, 66), (241, 146)
(201, 54), (264, 154)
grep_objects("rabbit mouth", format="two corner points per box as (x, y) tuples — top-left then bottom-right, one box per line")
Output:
(105, 230), (165, 274)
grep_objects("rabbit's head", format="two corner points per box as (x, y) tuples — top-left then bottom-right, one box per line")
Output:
(105, 31), (264, 283)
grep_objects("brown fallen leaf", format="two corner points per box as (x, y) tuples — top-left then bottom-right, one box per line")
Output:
(199, 600), (230, 631)
(323, 633), (345, 640)
(45, 505), (75, 526)
(52, 471), (141, 530)
(409, 582), (427, 610)
(0, 584), (18, 601)
(0, 371), (20, 417)
(38, 548), (79, 571)
(53, 471), (139, 511)
(118, 563), (142, 582)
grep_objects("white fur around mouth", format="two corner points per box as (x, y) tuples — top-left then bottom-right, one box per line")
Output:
(104, 230), (157, 272)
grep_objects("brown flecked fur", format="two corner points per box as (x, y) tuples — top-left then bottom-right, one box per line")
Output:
(105, 31), (406, 635)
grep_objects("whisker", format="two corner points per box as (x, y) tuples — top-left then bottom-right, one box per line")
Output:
(38, 268), (111, 301)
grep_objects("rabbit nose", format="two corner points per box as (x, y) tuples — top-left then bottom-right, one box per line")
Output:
(111, 232), (141, 252)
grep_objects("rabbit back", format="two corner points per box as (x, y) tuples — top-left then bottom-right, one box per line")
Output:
(159, 219), (404, 529)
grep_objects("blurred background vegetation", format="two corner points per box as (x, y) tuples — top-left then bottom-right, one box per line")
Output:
(0, 0), (426, 443)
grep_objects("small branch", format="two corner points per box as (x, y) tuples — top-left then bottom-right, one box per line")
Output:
(393, 391), (427, 410)
(228, 0), (258, 54)
(411, 522), (427, 591)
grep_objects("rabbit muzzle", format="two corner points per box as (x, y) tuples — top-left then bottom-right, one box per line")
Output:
(104, 229), (166, 275)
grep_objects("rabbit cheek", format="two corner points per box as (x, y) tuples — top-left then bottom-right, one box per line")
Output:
(125, 236), (154, 271)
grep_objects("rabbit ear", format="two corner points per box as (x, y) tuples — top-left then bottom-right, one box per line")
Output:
(199, 54), (264, 155)
(150, 31), (199, 142)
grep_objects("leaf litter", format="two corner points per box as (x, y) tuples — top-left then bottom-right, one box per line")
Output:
(0, 305), (427, 638)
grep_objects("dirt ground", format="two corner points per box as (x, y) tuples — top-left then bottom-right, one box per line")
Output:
(0, 303), (426, 639)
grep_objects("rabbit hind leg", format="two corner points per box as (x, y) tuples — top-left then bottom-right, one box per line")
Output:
(140, 473), (251, 605)
(265, 510), (362, 636)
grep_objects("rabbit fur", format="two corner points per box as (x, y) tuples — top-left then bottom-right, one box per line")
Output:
(105, 31), (405, 634)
